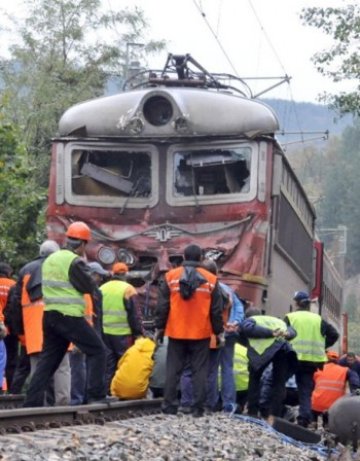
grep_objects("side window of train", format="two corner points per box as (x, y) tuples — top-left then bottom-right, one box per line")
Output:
(173, 147), (251, 197)
(71, 149), (152, 197)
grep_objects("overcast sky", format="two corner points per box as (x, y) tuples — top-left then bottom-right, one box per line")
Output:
(3, 0), (353, 103)
(114, 0), (352, 103)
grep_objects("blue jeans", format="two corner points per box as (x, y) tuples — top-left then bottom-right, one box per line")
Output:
(219, 338), (236, 407)
(0, 340), (7, 391)
(180, 365), (193, 407)
(70, 349), (87, 405)
(207, 339), (236, 409)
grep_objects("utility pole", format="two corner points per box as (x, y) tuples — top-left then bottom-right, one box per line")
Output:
(125, 42), (145, 80)
(317, 225), (347, 277)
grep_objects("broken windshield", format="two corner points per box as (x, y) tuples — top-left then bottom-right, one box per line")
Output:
(71, 149), (152, 198)
(173, 147), (251, 197)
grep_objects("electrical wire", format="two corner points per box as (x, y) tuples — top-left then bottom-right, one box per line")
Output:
(191, 0), (239, 77)
(247, 0), (305, 140)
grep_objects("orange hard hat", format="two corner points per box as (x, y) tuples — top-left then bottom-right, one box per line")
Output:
(112, 262), (129, 274)
(326, 350), (339, 360)
(66, 221), (91, 242)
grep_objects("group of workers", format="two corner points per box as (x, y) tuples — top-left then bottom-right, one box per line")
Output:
(0, 220), (354, 430)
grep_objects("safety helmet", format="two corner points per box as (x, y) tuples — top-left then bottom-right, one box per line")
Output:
(326, 350), (339, 361)
(112, 262), (129, 274)
(65, 221), (91, 242)
(293, 291), (310, 302)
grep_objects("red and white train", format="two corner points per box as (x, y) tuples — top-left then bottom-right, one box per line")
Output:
(46, 54), (345, 346)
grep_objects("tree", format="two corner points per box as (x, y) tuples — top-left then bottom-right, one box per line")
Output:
(0, 0), (165, 183)
(0, 95), (46, 269)
(301, 3), (360, 115)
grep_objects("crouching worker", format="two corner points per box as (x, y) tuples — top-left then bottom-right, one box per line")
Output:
(242, 307), (297, 419)
(311, 350), (360, 428)
(111, 336), (156, 399)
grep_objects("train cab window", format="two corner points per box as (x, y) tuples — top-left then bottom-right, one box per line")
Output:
(173, 147), (251, 197)
(71, 149), (152, 198)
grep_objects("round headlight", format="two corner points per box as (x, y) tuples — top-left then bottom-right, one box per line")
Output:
(143, 95), (173, 126)
(98, 246), (116, 265)
(117, 248), (135, 266)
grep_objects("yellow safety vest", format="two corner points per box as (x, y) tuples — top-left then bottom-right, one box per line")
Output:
(286, 311), (326, 362)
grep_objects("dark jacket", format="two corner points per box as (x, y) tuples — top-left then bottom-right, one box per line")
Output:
(241, 317), (297, 371)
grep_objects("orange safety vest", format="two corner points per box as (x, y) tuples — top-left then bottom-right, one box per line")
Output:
(311, 362), (348, 412)
(21, 273), (45, 355)
(0, 277), (15, 322)
(164, 266), (216, 340)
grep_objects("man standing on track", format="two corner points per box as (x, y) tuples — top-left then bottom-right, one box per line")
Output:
(155, 244), (224, 417)
(284, 291), (339, 427)
(24, 221), (109, 407)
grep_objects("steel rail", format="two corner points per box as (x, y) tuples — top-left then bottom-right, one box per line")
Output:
(0, 398), (162, 434)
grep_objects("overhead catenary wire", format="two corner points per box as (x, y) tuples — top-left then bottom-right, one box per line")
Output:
(247, 0), (305, 142)
(191, 0), (240, 77)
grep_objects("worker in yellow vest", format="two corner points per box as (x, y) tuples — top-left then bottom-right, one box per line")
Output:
(233, 343), (249, 413)
(24, 222), (110, 407)
(100, 262), (143, 393)
(284, 291), (339, 428)
(241, 307), (297, 419)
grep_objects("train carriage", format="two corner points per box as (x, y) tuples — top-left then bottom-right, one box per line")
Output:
(46, 54), (337, 319)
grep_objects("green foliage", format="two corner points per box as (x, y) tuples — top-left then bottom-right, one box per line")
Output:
(0, 0), (165, 269)
(301, 3), (360, 115)
(1, 0), (165, 170)
(0, 99), (46, 269)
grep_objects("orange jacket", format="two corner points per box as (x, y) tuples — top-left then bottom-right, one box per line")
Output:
(21, 273), (45, 355)
(0, 277), (16, 322)
(311, 362), (348, 412)
(164, 266), (217, 340)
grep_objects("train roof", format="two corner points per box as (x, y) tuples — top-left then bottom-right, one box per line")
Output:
(58, 54), (279, 140)
(58, 87), (279, 139)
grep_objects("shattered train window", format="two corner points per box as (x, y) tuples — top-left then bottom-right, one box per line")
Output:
(71, 149), (152, 197)
(173, 147), (251, 197)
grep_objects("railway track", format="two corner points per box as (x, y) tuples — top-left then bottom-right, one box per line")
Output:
(0, 397), (162, 434)
(0, 394), (25, 409)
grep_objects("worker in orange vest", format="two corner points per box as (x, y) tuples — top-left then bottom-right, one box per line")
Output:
(11, 240), (72, 404)
(155, 244), (224, 417)
(311, 350), (360, 427)
(0, 262), (15, 393)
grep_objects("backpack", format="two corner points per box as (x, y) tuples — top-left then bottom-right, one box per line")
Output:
(110, 337), (156, 399)
(3, 285), (24, 335)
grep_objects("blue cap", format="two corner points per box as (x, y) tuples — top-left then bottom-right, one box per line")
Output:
(293, 291), (310, 302)
(88, 261), (109, 276)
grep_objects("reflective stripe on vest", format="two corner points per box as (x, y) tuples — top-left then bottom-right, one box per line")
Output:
(248, 315), (287, 356)
(42, 250), (85, 317)
(100, 280), (131, 335)
(233, 344), (249, 391)
(311, 363), (347, 412)
(164, 266), (216, 340)
(287, 311), (326, 362)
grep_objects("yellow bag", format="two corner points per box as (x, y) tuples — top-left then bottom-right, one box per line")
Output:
(110, 337), (156, 399)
